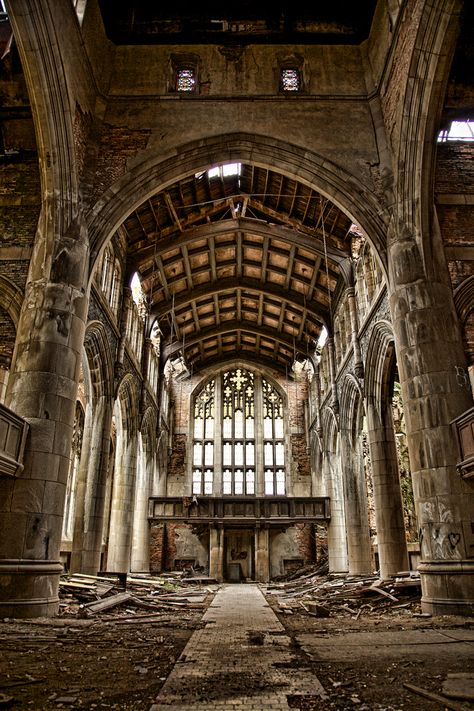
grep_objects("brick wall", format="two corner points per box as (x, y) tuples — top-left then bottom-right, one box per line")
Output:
(82, 124), (151, 206)
(168, 433), (187, 479)
(294, 523), (316, 563)
(0, 308), (16, 364)
(290, 434), (310, 477)
(149, 523), (165, 573)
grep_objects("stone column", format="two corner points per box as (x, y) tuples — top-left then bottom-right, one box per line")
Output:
(0, 214), (89, 617)
(209, 524), (224, 581)
(347, 287), (364, 378)
(71, 396), (113, 574)
(255, 526), (270, 582)
(366, 400), (408, 579)
(130, 432), (153, 572)
(340, 434), (372, 574)
(106, 428), (138, 572)
(322, 446), (348, 573)
(327, 338), (339, 413)
(388, 224), (474, 613)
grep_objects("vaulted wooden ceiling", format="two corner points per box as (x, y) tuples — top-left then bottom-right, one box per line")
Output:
(123, 163), (355, 374)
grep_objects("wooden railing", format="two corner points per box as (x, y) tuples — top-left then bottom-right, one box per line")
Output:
(452, 405), (474, 479)
(149, 496), (330, 523)
(0, 403), (29, 477)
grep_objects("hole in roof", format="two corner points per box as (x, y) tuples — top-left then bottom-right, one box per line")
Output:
(131, 271), (144, 305)
(207, 163), (241, 179)
(438, 120), (474, 142)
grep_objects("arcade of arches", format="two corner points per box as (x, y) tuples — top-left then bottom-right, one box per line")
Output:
(0, 0), (473, 620)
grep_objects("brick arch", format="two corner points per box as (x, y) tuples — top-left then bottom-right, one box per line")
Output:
(0, 276), (23, 370)
(86, 133), (390, 283)
(454, 276), (474, 368)
(0, 276), (23, 327)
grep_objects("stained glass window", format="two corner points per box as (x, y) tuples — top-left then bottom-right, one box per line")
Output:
(176, 68), (196, 92)
(281, 68), (301, 92)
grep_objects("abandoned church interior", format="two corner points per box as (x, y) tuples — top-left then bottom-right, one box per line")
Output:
(0, 0), (474, 639)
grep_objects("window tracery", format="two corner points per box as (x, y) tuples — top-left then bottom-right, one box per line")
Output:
(281, 68), (301, 92)
(192, 368), (286, 496)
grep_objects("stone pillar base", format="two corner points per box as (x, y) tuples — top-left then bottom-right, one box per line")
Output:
(0, 559), (63, 618)
(419, 561), (474, 616)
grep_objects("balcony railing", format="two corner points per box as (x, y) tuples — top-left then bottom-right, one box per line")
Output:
(452, 405), (474, 479)
(149, 496), (330, 524)
(0, 403), (29, 477)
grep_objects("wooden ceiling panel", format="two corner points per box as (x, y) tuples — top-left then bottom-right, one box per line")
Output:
(123, 163), (354, 373)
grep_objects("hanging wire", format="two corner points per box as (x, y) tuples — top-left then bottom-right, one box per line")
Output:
(320, 199), (333, 320)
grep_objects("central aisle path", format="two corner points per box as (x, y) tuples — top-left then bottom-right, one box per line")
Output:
(150, 583), (327, 710)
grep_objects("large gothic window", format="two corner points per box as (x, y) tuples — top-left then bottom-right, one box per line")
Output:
(222, 369), (255, 495)
(192, 379), (215, 495)
(262, 378), (286, 495)
(192, 368), (286, 496)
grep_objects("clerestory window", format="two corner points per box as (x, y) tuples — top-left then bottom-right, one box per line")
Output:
(192, 367), (286, 496)
(280, 68), (301, 92)
(176, 68), (196, 92)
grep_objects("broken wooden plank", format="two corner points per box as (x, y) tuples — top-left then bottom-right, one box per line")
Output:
(443, 674), (474, 701)
(365, 585), (398, 602)
(80, 591), (133, 615)
(403, 683), (472, 711)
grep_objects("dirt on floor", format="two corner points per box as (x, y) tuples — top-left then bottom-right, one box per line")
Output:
(1, 584), (473, 711)
(0, 606), (208, 710)
(269, 599), (474, 711)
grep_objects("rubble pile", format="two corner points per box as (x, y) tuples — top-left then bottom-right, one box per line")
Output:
(59, 571), (217, 620)
(263, 560), (422, 618)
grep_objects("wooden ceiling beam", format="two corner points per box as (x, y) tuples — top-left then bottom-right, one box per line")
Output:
(132, 218), (349, 271)
(163, 319), (311, 360)
(284, 244), (296, 290)
(236, 231), (243, 278)
(154, 254), (170, 300)
(164, 192), (183, 232)
(181, 244), (194, 290)
(151, 276), (329, 326)
(209, 236), (217, 281)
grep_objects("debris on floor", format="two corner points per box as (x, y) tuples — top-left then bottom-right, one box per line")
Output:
(263, 559), (423, 618)
(58, 571), (216, 619)
(0, 575), (218, 710)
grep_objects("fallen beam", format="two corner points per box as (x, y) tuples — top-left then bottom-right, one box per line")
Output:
(403, 683), (472, 711)
(80, 592), (133, 615)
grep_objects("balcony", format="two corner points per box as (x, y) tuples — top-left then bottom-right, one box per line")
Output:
(452, 405), (474, 479)
(0, 403), (29, 477)
(149, 496), (330, 525)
